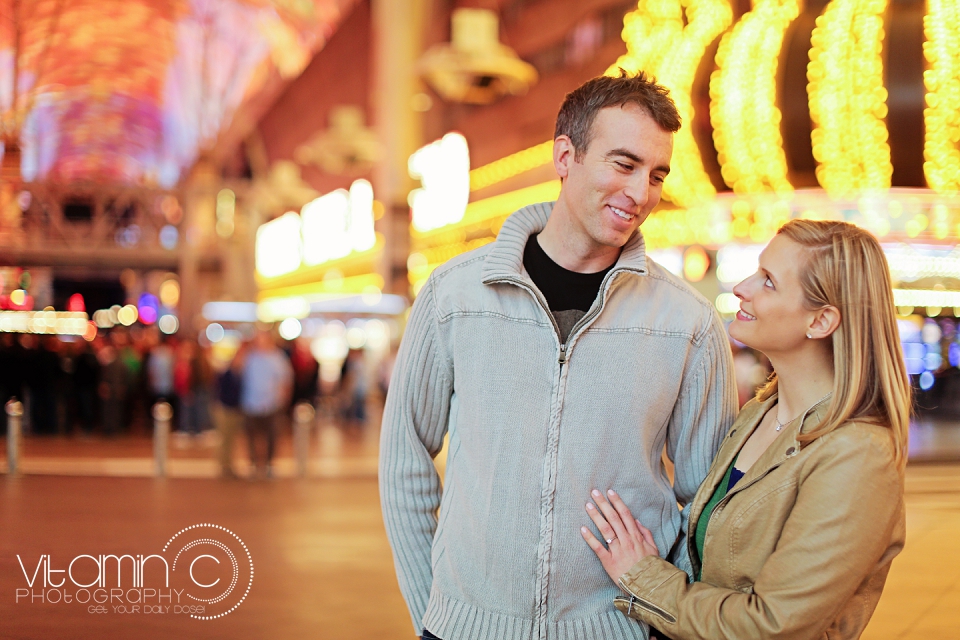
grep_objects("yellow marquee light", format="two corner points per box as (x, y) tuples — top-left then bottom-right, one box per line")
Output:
(894, 288), (960, 309)
(923, 0), (960, 194)
(710, 0), (799, 194)
(808, 0), (892, 196)
(469, 141), (554, 192)
(409, 133), (471, 232)
(256, 212), (302, 278)
(0, 311), (89, 335)
(610, 0), (733, 207)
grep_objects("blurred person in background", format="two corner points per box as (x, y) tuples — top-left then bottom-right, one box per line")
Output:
(0, 333), (16, 431)
(27, 335), (60, 435)
(215, 345), (245, 479)
(146, 334), (176, 417)
(73, 338), (100, 435)
(241, 329), (293, 479)
(289, 337), (319, 408)
(339, 347), (367, 428)
(173, 339), (205, 436)
(97, 341), (127, 436)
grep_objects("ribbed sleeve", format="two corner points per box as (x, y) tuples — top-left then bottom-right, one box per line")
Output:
(665, 310), (738, 577)
(379, 277), (453, 633)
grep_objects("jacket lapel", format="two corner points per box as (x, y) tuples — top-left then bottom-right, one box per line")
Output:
(688, 396), (774, 531)
(725, 395), (833, 500)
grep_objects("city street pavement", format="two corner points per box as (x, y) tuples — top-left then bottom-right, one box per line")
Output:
(1, 419), (959, 639)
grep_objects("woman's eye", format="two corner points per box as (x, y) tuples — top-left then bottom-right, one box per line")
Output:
(764, 276), (774, 288)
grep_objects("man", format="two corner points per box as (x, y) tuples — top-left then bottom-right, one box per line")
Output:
(380, 72), (737, 640)
(241, 329), (293, 478)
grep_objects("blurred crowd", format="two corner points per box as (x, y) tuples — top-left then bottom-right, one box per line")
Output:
(0, 327), (388, 445)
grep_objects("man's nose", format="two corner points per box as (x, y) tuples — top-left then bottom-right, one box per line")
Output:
(624, 174), (650, 209)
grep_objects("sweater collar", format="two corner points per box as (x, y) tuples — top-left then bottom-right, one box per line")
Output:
(479, 201), (649, 284)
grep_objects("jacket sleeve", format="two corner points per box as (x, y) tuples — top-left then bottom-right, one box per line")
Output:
(379, 277), (454, 633)
(615, 427), (904, 640)
(665, 310), (737, 576)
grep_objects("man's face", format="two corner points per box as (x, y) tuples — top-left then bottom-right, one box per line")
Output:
(554, 104), (673, 251)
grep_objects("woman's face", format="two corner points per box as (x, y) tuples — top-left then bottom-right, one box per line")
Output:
(729, 235), (816, 355)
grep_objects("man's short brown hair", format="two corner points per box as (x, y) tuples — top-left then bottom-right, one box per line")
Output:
(554, 70), (681, 161)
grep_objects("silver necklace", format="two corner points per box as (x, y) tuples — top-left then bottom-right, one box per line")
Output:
(775, 392), (832, 431)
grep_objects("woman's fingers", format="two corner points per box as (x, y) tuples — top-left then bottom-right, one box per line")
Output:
(635, 519), (660, 555)
(590, 489), (630, 542)
(585, 501), (618, 544)
(580, 526), (607, 556)
(606, 489), (640, 537)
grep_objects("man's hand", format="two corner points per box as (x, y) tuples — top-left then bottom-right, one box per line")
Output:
(581, 489), (660, 584)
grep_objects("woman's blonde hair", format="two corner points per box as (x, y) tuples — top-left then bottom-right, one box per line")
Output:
(756, 219), (911, 466)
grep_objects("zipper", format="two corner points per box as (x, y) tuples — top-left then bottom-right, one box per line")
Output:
(486, 276), (566, 362)
(488, 268), (623, 366)
(613, 595), (677, 624)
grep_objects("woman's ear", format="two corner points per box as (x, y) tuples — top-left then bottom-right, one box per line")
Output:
(807, 305), (841, 340)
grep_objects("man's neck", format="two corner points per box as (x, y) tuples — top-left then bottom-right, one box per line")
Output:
(538, 206), (622, 274)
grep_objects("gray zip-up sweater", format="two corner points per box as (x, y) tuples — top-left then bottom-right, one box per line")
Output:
(380, 202), (737, 640)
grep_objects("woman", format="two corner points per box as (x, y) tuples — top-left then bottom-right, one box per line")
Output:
(581, 219), (911, 639)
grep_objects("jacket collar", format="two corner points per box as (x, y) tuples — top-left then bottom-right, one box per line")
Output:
(725, 392), (834, 490)
(479, 201), (649, 284)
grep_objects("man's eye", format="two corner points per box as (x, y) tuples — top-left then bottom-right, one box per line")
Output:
(616, 162), (632, 171)
(652, 175), (665, 184)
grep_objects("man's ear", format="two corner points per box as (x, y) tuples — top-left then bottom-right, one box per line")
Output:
(554, 136), (575, 180)
(807, 305), (841, 340)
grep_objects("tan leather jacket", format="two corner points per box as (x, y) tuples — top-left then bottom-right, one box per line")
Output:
(614, 394), (905, 639)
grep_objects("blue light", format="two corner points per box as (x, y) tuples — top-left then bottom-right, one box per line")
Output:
(905, 359), (925, 376)
(903, 342), (925, 361)
(949, 343), (960, 368)
(159, 225), (178, 250)
(919, 371), (935, 391)
(924, 352), (942, 371)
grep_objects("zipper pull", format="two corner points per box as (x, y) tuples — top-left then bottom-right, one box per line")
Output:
(558, 344), (567, 365)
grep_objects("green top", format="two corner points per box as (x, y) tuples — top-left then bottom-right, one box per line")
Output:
(694, 454), (739, 581)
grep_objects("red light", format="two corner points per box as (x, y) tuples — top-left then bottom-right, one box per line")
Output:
(67, 293), (86, 312)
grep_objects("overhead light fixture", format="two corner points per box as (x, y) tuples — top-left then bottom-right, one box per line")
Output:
(418, 8), (538, 105)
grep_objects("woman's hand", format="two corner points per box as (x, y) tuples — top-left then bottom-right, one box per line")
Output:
(581, 489), (660, 584)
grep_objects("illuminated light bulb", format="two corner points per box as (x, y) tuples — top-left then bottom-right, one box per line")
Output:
(923, 0), (960, 193)
(609, 0), (732, 207)
(159, 315), (179, 335)
(711, 0), (798, 194)
(205, 322), (225, 343)
(346, 326), (366, 349)
(362, 286), (383, 306)
(683, 245), (710, 282)
(159, 280), (180, 307)
(715, 292), (741, 315)
(808, 0), (892, 196)
(117, 305), (139, 326)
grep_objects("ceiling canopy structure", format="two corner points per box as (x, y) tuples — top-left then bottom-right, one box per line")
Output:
(0, 0), (354, 187)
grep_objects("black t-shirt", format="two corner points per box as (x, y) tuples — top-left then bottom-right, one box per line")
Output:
(523, 234), (615, 342)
